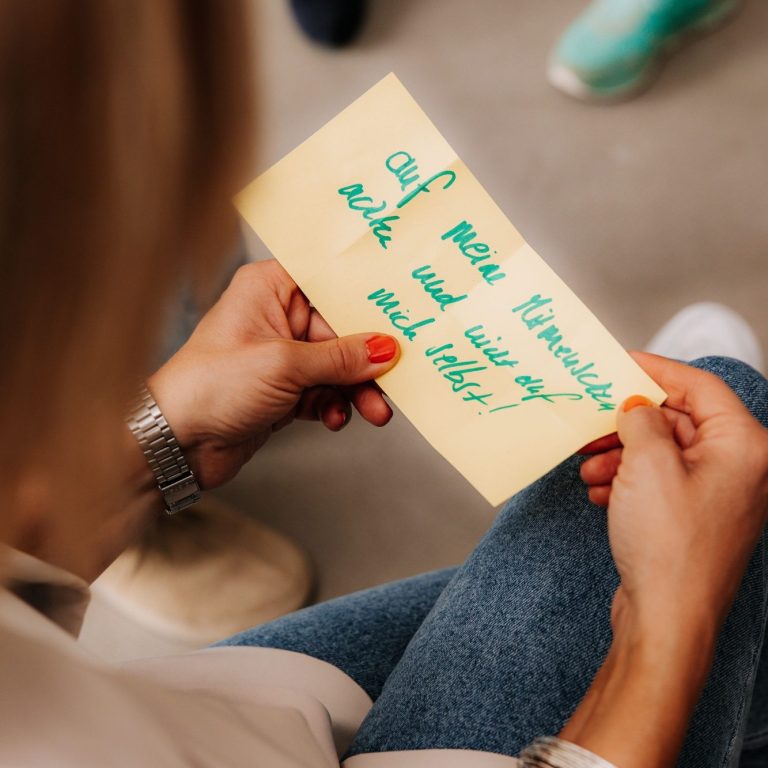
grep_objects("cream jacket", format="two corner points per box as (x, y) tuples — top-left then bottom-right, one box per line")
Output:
(0, 548), (520, 767)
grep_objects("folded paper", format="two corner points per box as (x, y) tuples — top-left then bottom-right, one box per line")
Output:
(236, 73), (667, 505)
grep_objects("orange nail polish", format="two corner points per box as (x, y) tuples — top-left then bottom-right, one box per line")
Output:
(622, 395), (654, 412)
(366, 335), (397, 363)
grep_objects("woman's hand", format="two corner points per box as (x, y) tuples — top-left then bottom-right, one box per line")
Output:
(581, 352), (768, 631)
(562, 353), (768, 767)
(147, 260), (400, 490)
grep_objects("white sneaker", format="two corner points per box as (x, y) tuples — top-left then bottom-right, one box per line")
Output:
(645, 302), (764, 372)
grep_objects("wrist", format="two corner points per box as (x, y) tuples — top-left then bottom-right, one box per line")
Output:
(560, 593), (718, 767)
(613, 589), (719, 667)
(614, 622), (715, 696)
(127, 383), (202, 514)
(143, 373), (207, 489)
(145, 368), (196, 450)
(612, 597), (718, 684)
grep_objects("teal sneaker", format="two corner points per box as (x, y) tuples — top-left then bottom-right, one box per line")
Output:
(548, 0), (741, 102)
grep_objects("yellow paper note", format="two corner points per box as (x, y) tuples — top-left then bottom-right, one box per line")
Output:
(236, 73), (666, 506)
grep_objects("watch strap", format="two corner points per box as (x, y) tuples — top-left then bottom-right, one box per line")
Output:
(127, 386), (201, 515)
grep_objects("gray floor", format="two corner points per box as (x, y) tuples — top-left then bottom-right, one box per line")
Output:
(227, 0), (768, 602)
(81, 0), (768, 657)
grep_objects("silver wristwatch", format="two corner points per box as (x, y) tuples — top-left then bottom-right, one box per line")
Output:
(127, 385), (201, 515)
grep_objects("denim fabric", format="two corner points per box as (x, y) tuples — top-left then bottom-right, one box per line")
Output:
(219, 357), (768, 767)
(216, 567), (456, 700)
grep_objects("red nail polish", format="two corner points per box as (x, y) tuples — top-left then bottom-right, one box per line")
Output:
(366, 335), (397, 363)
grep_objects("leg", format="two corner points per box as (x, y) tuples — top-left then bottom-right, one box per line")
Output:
(736, 646), (768, 767)
(350, 357), (768, 767)
(742, 641), (768, 766)
(214, 567), (456, 700)
(682, 357), (768, 767)
(350, 454), (617, 757)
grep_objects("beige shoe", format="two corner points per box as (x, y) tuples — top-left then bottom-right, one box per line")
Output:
(80, 497), (313, 659)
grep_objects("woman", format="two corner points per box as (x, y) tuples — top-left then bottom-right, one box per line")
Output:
(1, 2), (766, 767)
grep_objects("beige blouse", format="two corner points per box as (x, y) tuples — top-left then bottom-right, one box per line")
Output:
(0, 547), (521, 767)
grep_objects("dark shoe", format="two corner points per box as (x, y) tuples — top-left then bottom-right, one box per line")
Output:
(289, 0), (368, 48)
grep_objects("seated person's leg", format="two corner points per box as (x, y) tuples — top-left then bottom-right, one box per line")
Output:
(214, 567), (456, 701)
(350, 451), (617, 758)
(738, 639), (768, 767)
(350, 357), (768, 767)
(681, 356), (768, 766)
(691, 356), (768, 767)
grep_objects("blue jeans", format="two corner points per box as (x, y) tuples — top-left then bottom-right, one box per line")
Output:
(217, 357), (768, 767)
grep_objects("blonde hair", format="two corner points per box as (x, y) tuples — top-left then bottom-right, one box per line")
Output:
(0, 1), (255, 561)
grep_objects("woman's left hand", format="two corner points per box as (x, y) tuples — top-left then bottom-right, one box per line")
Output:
(148, 260), (400, 490)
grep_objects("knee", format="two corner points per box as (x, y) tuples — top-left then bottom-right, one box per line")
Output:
(689, 356), (768, 427)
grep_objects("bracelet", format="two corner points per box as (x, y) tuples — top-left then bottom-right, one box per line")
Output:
(520, 737), (618, 768)
(126, 385), (202, 515)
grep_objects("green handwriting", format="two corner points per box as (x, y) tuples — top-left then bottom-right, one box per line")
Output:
(425, 344), (494, 405)
(424, 341), (582, 414)
(367, 288), (436, 341)
(338, 183), (400, 250)
(441, 220), (507, 285)
(411, 265), (468, 311)
(464, 325), (583, 403)
(464, 325), (518, 368)
(511, 294), (615, 411)
(385, 151), (456, 209)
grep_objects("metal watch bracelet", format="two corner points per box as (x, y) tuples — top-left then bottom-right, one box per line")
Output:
(520, 737), (618, 768)
(126, 385), (201, 515)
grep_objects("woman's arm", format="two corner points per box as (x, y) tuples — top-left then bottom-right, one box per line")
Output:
(558, 596), (716, 766)
(557, 354), (768, 767)
(78, 260), (400, 581)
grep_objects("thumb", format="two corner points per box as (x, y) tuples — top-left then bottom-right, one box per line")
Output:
(616, 395), (677, 458)
(291, 333), (400, 387)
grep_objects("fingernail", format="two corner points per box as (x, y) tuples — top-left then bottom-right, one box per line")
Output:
(366, 335), (397, 364)
(333, 407), (348, 431)
(622, 395), (654, 413)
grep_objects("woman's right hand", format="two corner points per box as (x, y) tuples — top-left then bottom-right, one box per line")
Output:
(582, 352), (768, 634)
(561, 354), (768, 767)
